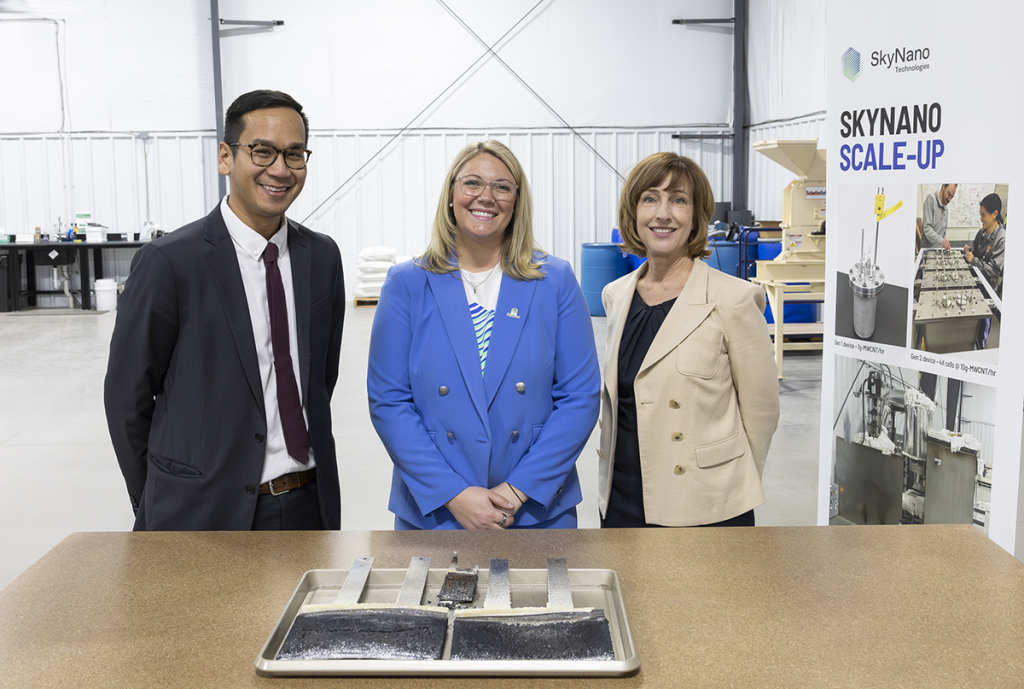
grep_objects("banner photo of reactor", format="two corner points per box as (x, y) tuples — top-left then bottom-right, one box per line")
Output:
(830, 356), (996, 532)
(833, 185), (911, 346)
(911, 183), (1007, 358)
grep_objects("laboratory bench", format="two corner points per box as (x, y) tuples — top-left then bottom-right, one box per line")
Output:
(1, 525), (1022, 687)
(0, 241), (145, 311)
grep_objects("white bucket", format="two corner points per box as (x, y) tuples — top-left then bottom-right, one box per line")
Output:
(95, 278), (118, 311)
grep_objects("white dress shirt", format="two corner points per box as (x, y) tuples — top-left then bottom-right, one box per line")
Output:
(220, 196), (315, 484)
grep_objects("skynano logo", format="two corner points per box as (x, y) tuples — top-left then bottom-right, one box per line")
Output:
(842, 47), (862, 82)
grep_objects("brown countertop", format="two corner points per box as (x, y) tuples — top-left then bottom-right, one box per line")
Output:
(1, 525), (1023, 687)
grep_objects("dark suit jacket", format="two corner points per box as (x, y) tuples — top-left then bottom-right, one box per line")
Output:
(104, 206), (345, 530)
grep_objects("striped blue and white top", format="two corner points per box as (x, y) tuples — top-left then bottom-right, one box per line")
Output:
(469, 302), (495, 375)
(459, 266), (502, 377)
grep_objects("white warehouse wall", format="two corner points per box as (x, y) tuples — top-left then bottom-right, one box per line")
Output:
(217, 0), (735, 130)
(1, 0), (741, 299)
(1, 0), (828, 298)
(1, 128), (732, 300)
(746, 0), (827, 223)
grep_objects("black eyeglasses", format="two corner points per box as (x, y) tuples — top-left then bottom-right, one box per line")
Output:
(229, 143), (312, 170)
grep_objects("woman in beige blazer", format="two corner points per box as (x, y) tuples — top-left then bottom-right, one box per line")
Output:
(599, 152), (780, 528)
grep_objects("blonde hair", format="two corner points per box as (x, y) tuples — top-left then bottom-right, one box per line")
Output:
(617, 152), (715, 260)
(419, 140), (546, 280)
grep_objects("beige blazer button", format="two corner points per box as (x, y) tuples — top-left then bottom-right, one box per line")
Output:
(597, 449), (603, 458)
(674, 465), (686, 475)
(598, 418), (603, 429)
(447, 431), (455, 440)
(672, 432), (683, 441)
(439, 386), (449, 396)
(669, 399), (680, 409)
(515, 382), (526, 393)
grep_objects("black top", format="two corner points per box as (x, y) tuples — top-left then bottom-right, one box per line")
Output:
(602, 289), (676, 528)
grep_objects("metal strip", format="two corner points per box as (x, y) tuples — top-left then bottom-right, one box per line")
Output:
(209, 0), (226, 200)
(219, 19), (283, 27)
(671, 17), (735, 25)
(333, 557), (374, 604)
(546, 558), (573, 609)
(395, 556), (431, 607)
(483, 559), (511, 610)
(673, 133), (733, 140)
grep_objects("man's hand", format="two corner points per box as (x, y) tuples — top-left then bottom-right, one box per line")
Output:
(942, 239), (951, 250)
(446, 487), (515, 530)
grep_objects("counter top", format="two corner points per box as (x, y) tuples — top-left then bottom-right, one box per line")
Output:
(1, 525), (1022, 687)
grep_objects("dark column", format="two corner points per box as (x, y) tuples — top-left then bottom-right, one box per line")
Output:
(920, 372), (937, 401)
(78, 245), (92, 310)
(946, 378), (962, 432)
(26, 251), (36, 308)
(732, 0), (748, 217)
(0, 249), (10, 312)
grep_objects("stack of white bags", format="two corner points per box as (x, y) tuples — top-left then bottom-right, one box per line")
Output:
(354, 246), (395, 299)
(355, 246), (412, 299)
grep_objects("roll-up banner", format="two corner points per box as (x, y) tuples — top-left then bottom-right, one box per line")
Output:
(822, 0), (1024, 558)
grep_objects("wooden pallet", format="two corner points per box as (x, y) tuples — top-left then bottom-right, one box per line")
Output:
(766, 321), (824, 339)
(353, 297), (379, 308)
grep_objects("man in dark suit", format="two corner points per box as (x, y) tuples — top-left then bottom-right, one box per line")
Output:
(104, 90), (345, 530)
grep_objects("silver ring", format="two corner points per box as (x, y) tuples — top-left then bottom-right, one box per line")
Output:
(499, 513), (508, 527)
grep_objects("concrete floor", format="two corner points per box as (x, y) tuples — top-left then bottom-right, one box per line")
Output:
(0, 307), (823, 589)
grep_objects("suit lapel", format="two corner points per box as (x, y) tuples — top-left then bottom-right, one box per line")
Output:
(603, 267), (644, 406)
(425, 270), (488, 424)
(288, 221), (312, 400)
(204, 207), (266, 420)
(484, 273), (537, 408)
(638, 260), (714, 375)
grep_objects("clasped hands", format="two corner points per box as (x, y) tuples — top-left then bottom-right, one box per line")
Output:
(446, 482), (529, 530)
(963, 245), (974, 263)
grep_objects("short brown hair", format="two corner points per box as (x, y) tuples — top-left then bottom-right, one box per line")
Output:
(617, 152), (715, 260)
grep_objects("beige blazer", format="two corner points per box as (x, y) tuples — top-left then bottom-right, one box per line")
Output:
(598, 259), (780, 526)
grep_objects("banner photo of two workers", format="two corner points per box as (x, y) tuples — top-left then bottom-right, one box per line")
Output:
(821, 0), (1024, 559)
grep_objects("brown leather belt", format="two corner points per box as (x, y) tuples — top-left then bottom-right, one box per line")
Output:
(259, 468), (316, 496)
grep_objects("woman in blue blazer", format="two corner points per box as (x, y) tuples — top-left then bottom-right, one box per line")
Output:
(368, 140), (600, 530)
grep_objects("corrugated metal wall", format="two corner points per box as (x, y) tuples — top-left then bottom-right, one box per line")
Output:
(0, 133), (220, 236)
(2, 128), (732, 303)
(746, 114), (827, 224)
(297, 128), (732, 282)
(1, 133), (220, 305)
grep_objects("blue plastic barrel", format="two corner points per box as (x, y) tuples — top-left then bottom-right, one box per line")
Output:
(581, 243), (631, 317)
(757, 241), (816, 324)
(706, 239), (740, 277)
(609, 229), (646, 270)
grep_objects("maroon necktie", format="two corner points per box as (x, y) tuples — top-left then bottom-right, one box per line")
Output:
(263, 241), (311, 464)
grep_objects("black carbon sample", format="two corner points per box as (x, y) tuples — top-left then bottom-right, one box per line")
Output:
(438, 571), (478, 605)
(450, 610), (615, 661)
(276, 608), (448, 660)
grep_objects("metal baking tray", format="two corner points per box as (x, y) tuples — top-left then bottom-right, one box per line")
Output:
(255, 565), (639, 677)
